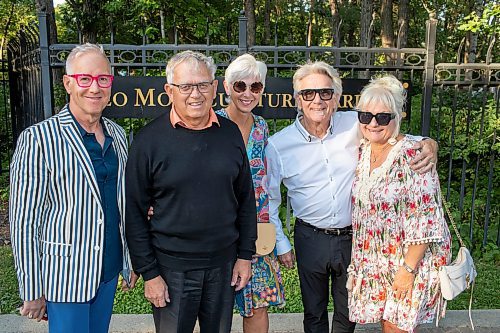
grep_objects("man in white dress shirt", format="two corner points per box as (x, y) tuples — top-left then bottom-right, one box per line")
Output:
(266, 61), (436, 333)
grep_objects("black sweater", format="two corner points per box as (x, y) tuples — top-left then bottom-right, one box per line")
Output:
(125, 112), (257, 280)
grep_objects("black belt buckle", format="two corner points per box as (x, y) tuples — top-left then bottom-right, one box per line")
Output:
(323, 228), (341, 236)
(297, 218), (351, 236)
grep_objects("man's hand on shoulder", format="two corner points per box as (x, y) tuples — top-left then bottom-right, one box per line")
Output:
(278, 250), (295, 269)
(20, 296), (46, 322)
(410, 138), (438, 174)
(144, 275), (170, 308)
(231, 259), (252, 291)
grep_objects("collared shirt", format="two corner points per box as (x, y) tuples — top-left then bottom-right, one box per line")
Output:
(170, 105), (220, 130)
(266, 111), (360, 255)
(71, 112), (123, 282)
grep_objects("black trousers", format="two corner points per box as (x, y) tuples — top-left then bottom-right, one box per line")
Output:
(152, 261), (235, 333)
(294, 222), (356, 333)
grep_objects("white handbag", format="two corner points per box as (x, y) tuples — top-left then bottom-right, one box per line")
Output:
(439, 246), (476, 300)
(437, 194), (476, 329)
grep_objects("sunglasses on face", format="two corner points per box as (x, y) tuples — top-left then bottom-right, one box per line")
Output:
(297, 88), (335, 101)
(232, 81), (264, 94)
(357, 111), (396, 126)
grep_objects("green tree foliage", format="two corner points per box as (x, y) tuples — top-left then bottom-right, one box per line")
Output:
(0, 0), (35, 58)
(430, 90), (499, 262)
(458, 3), (499, 34)
(47, 0), (497, 65)
(56, 0), (242, 45)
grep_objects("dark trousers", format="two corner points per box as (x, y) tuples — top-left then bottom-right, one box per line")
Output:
(152, 261), (235, 333)
(294, 222), (356, 333)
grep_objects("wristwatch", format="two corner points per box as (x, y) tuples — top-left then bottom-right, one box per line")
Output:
(402, 261), (417, 275)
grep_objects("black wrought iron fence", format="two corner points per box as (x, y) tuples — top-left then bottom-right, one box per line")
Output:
(433, 56), (500, 248)
(3, 10), (499, 249)
(7, 23), (46, 146)
(0, 58), (11, 174)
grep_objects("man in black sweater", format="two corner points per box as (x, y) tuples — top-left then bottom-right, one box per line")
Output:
(125, 50), (257, 333)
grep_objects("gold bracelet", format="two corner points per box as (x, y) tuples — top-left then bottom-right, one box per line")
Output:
(402, 261), (417, 275)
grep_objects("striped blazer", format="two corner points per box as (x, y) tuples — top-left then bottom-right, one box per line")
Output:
(9, 106), (132, 303)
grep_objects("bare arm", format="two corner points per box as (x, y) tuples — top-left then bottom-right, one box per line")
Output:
(392, 244), (429, 300)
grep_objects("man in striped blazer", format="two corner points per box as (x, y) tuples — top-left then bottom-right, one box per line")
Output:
(9, 43), (137, 333)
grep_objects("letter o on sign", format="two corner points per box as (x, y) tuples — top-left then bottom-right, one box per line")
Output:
(113, 92), (128, 107)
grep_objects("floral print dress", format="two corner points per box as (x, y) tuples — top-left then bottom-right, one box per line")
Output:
(348, 136), (451, 332)
(216, 109), (285, 317)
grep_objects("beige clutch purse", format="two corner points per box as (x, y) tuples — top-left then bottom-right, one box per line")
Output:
(255, 223), (276, 256)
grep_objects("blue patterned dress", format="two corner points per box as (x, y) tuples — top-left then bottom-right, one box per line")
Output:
(216, 109), (286, 317)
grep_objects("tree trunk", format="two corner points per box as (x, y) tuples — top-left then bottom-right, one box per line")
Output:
(465, 0), (485, 63)
(35, 0), (58, 45)
(66, 0), (100, 43)
(359, 0), (373, 78)
(263, 0), (272, 45)
(244, 0), (256, 47)
(328, 0), (340, 44)
(82, 0), (99, 43)
(307, 0), (315, 47)
(380, 0), (394, 48)
(0, 1), (15, 61)
(160, 9), (166, 41)
(397, 0), (409, 48)
(360, 0), (373, 47)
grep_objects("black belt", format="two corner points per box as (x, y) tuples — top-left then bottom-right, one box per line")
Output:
(296, 218), (352, 236)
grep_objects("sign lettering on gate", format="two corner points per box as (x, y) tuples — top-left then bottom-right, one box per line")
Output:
(104, 76), (411, 119)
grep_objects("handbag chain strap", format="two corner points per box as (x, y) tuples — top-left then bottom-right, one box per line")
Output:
(439, 187), (466, 248)
(438, 189), (475, 330)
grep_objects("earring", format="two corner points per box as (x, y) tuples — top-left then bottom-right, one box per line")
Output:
(388, 138), (397, 146)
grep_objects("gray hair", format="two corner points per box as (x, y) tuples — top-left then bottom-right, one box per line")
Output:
(356, 75), (406, 138)
(225, 54), (267, 88)
(166, 51), (217, 83)
(293, 61), (343, 99)
(224, 53), (267, 103)
(65, 43), (110, 74)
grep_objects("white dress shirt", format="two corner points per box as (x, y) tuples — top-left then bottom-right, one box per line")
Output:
(266, 111), (360, 255)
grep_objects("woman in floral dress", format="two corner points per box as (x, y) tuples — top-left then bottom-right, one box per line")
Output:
(216, 54), (285, 332)
(347, 75), (451, 333)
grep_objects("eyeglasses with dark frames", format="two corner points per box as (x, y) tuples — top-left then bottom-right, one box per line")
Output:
(357, 111), (396, 126)
(67, 74), (114, 88)
(297, 88), (335, 101)
(170, 81), (214, 94)
(232, 81), (264, 94)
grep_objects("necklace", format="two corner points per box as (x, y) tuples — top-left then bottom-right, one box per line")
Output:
(227, 109), (253, 145)
(370, 142), (391, 163)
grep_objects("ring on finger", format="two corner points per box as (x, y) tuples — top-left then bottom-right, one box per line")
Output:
(28, 313), (33, 319)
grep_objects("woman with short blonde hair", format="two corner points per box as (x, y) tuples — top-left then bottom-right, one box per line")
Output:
(347, 75), (451, 333)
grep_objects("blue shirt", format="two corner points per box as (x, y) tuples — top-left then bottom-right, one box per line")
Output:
(71, 111), (123, 282)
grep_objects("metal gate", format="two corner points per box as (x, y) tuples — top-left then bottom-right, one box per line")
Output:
(4, 10), (499, 249)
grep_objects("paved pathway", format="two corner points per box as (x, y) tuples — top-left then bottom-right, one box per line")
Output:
(0, 310), (497, 332)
